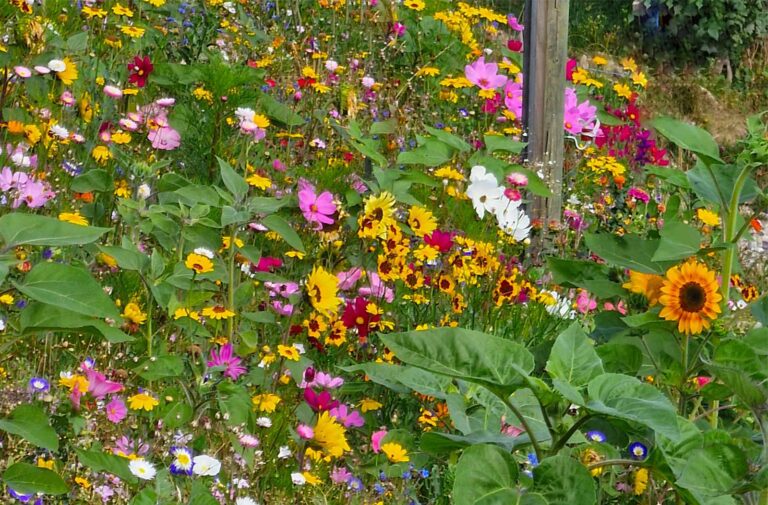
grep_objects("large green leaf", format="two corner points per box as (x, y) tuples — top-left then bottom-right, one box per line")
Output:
(14, 262), (120, 319)
(648, 117), (722, 164)
(532, 454), (596, 505)
(0, 404), (59, 451)
(258, 91), (304, 126)
(584, 233), (668, 274)
(586, 374), (680, 441)
(751, 296), (768, 327)
(676, 444), (748, 498)
(71, 169), (113, 193)
(652, 221), (702, 262)
(20, 302), (133, 343)
(262, 214), (306, 253)
(189, 481), (219, 505)
(708, 340), (767, 407)
(453, 444), (527, 505)
(380, 328), (534, 393)
(546, 323), (604, 388)
(217, 156), (249, 201)
(97, 244), (149, 271)
(420, 430), (530, 454)
(397, 139), (455, 166)
(2, 463), (68, 495)
(425, 126), (471, 152)
(342, 363), (453, 399)
(76, 449), (137, 483)
(687, 162), (760, 207)
(0, 213), (111, 247)
(134, 355), (185, 381)
(483, 134), (526, 154)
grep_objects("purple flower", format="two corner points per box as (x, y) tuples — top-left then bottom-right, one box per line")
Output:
(330, 404), (365, 428)
(330, 466), (353, 484)
(207, 343), (247, 380)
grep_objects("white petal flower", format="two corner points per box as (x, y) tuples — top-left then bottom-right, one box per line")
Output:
(291, 472), (306, 485)
(236, 498), (258, 505)
(191, 455), (221, 476)
(494, 198), (531, 242)
(277, 446), (291, 459)
(129, 459), (157, 480)
(47, 59), (66, 72)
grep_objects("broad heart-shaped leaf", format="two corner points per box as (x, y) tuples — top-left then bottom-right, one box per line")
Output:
(2, 463), (68, 495)
(687, 161), (761, 207)
(425, 126), (471, 152)
(217, 157), (249, 201)
(342, 362), (453, 398)
(379, 327), (534, 393)
(584, 233), (670, 274)
(0, 404), (59, 451)
(20, 302), (134, 343)
(397, 138), (455, 166)
(752, 295), (768, 327)
(452, 444), (522, 505)
(97, 244), (149, 271)
(261, 214), (306, 253)
(532, 454), (597, 505)
(70, 168), (113, 193)
(134, 355), (185, 381)
(546, 323), (604, 388)
(676, 444), (749, 499)
(257, 91), (304, 126)
(648, 117), (722, 164)
(652, 221), (703, 262)
(708, 340), (767, 407)
(483, 134), (526, 154)
(420, 430), (530, 454)
(586, 373), (680, 441)
(0, 213), (111, 247)
(76, 449), (137, 483)
(14, 262), (120, 319)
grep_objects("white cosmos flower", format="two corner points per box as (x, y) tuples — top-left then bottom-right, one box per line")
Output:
(466, 165), (504, 219)
(47, 59), (66, 72)
(256, 416), (272, 427)
(494, 197), (531, 242)
(192, 455), (221, 476)
(129, 459), (157, 480)
(291, 472), (306, 485)
(193, 247), (215, 259)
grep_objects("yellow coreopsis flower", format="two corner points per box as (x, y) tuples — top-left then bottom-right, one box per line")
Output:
(252, 114), (270, 129)
(201, 305), (235, 320)
(415, 66), (440, 77)
(313, 411), (350, 458)
(381, 442), (410, 463)
(122, 302), (147, 325)
(128, 392), (159, 411)
(252, 393), (282, 412)
(185, 253), (214, 274)
(246, 173), (271, 189)
(112, 3), (134, 16)
(404, 0), (425, 11)
(696, 208), (720, 227)
(592, 55), (608, 65)
(57, 57), (78, 85)
(631, 71), (648, 88)
(0, 294), (14, 305)
(277, 344), (300, 361)
(120, 25), (145, 38)
(360, 398), (382, 412)
(613, 82), (632, 99)
(59, 374), (89, 392)
(58, 212), (88, 226)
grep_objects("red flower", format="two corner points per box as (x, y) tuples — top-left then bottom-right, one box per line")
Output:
(507, 39), (523, 52)
(304, 388), (339, 412)
(128, 56), (153, 88)
(424, 230), (454, 252)
(341, 297), (380, 343)
(298, 77), (316, 89)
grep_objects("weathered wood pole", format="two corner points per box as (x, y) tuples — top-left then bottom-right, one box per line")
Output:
(522, 0), (570, 240)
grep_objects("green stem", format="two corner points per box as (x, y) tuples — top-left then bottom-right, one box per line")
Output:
(588, 458), (647, 471)
(720, 164), (754, 304)
(550, 414), (593, 455)
(497, 392), (543, 461)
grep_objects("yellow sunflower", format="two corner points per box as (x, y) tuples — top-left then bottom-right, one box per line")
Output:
(185, 253), (214, 274)
(407, 205), (437, 238)
(658, 261), (722, 335)
(358, 192), (396, 239)
(306, 266), (340, 314)
(312, 411), (350, 458)
(622, 270), (665, 306)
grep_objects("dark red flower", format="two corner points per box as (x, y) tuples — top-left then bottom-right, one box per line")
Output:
(507, 39), (523, 52)
(424, 230), (454, 252)
(304, 388), (339, 412)
(128, 56), (153, 88)
(341, 297), (380, 343)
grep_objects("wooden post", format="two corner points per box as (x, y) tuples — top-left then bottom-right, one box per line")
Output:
(522, 0), (570, 245)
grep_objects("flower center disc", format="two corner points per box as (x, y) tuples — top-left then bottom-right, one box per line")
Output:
(679, 282), (706, 312)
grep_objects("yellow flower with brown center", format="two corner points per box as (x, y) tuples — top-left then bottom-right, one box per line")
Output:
(58, 212), (88, 226)
(120, 25), (145, 38)
(658, 261), (722, 335)
(246, 173), (271, 190)
(312, 411), (350, 458)
(112, 3), (134, 16)
(306, 266), (341, 315)
(381, 442), (409, 463)
(407, 205), (437, 238)
(415, 66), (440, 77)
(277, 344), (300, 361)
(201, 305), (235, 320)
(185, 253), (214, 274)
(128, 392), (159, 411)
(623, 271), (665, 306)
(404, 0), (425, 11)
(358, 192), (397, 239)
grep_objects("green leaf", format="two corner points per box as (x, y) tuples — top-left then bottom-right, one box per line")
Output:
(369, 119), (397, 135)
(676, 444), (748, 498)
(262, 214), (305, 253)
(0, 213), (111, 247)
(66, 31), (89, 51)
(687, 162), (760, 207)
(648, 117), (722, 164)
(258, 92), (304, 126)
(646, 165), (691, 189)
(0, 404), (59, 451)
(397, 139), (455, 166)
(131, 488), (158, 505)
(189, 481), (219, 505)
(71, 169), (114, 193)
(2, 463), (68, 495)
(585, 233), (667, 274)
(20, 302), (133, 343)
(425, 126), (471, 152)
(546, 323), (604, 388)
(97, 245), (149, 271)
(420, 430), (530, 454)
(217, 382), (253, 428)
(379, 327), (534, 393)
(586, 373), (680, 440)
(217, 157), (249, 201)
(162, 401), (193, 429)
(452, 444), (521, 505)
(751, 296), (768, 326)
(484, 134), (526, 154)
(532, 454), (597, 505)
(134, 355), (185, 381)
(342, 363), (452, 399)
(652, 221), (702, 262)
(14, 262), (120, 319)
(76, 449), (137, 483)
(709, 340), (767, 407)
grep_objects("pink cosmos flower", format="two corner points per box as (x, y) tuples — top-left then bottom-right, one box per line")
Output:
(298, 186), (336, 229)
(105, 397), (127, 423)
(603, 301), (627, 315)
(330, 467), (353, 484)
(13, 179), (54, 208)
(330, 404), (364, 428)
(304, 388), (339, 412)
(337, 267), (363, 290)
(271, 301), (294, 316)
(507, 15), (524, 31)
(563, 87), (597, 135)
(86, 369), (124, 399)
(503, 79), (524, 119)
(575, 290), (597, 314)
(371, 429), (387, 453)
(207, 343), (247, 380)
(296, 424), (314, 439)
(148, 123), (181, 150)
(465, 57), (508, 90)
(358, 271), (394, 303)
(627, 187), (650, 204)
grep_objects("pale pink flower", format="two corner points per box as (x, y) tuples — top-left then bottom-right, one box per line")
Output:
(465, 57), (508, 90)
(371, 429), (387, 453)
(105, 397), (128, 423)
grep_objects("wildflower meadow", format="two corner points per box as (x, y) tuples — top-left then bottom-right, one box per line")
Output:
(0, 0), (767, 504)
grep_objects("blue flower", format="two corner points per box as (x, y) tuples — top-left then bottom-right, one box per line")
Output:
(420, 468), (430, 478)
(373, 483), (385, 495)
(8, 488), (32, 502)
(28, 377), (50, 393)
(170, 446), (194, 475)
(629, 442), (648, 460)
(586, 430), (606, 443)
(347, 477), (363, 492)
(527, 453), (539, 467)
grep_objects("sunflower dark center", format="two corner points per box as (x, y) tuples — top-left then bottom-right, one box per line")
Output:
(679, 282), (706, 312)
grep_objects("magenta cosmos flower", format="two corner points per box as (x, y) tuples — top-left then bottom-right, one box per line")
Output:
(465, 57), (508, 90)
(298, 186), (336, 229)
(207, 343), (247, 380)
